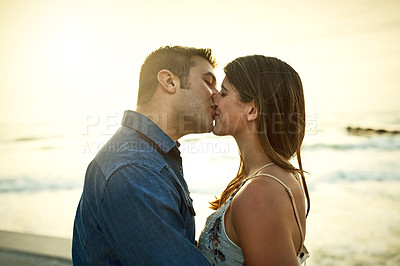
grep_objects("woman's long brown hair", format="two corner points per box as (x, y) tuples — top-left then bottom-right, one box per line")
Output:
(210, 55), (310, 217)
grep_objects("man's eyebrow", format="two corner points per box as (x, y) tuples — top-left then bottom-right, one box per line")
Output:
(203, 72), (216, 82)
(221, 84), (228, 91)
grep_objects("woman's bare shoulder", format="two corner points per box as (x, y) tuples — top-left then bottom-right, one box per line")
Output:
(229, 173), (301, 265)
(231, 175), (293, 218)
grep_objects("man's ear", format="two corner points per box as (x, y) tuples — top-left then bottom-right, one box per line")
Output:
(247, 101), (258, 122)
(157, 69), (178, 94)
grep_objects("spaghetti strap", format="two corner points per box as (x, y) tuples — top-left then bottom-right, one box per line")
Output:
(251, 173), (305, 252)
(252, 163), (275, 176)
(232, 163), (275, 198)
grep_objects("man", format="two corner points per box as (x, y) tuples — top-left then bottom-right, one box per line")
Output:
(72, 46), (217, 265)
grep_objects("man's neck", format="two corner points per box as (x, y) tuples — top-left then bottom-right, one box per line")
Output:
(136, 106), (183, 142)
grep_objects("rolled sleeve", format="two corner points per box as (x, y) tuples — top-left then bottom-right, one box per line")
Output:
(99, 164), (211, 265)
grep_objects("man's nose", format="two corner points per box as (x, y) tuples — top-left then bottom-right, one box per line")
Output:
(210, 86), (218, 97)
(211, 92), (219, 105)
(211, 87), (218, 97)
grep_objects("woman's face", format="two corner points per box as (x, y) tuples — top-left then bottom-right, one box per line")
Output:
(212, 77), (252, 136)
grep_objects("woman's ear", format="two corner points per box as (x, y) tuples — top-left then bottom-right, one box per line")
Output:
(247, 101), (258, 122)
(157, 69), (178, 94)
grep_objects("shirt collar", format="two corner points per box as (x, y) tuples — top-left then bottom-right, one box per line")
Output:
(121, 110), (177, 153)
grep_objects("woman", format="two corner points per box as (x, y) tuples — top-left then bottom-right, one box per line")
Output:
(198, 55), (310, 265)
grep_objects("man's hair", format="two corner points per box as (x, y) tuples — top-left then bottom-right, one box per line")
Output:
(137, 45), (217, 104)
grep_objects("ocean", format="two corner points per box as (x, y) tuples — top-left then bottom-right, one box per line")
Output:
(1, 110), (399, 265)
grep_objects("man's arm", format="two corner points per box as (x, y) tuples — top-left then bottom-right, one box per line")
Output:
(98, 164), (211, 265)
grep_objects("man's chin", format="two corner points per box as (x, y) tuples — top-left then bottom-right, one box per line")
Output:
(204, 123), (214, 133)
(188, 121), (213, 135)
(203, 119), (215, 133)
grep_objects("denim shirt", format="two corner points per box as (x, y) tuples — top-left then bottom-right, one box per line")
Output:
(72, 110), (211, 265)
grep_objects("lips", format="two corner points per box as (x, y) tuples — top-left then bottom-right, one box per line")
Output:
(213, 111), (220, 120)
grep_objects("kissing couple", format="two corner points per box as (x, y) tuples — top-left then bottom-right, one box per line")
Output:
(73, 45), (310, 266)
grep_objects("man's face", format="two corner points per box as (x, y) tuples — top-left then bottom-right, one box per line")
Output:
(174, 56), (217, 134)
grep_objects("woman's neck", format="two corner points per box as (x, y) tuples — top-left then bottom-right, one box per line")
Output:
(234, 133), (272, 177)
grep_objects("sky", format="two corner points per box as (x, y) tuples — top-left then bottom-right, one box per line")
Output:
(0, 0), (399, 124)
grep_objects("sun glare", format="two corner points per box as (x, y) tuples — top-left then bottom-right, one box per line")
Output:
(0, 0), (399, 124)
(50, 21), (96, 76)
